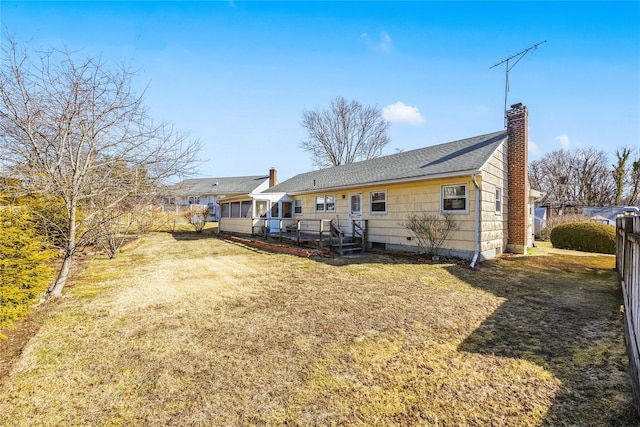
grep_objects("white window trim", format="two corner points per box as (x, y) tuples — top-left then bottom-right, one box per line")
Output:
(293, 199), (303, 216)
(495, 187), (503, 214)
(441, 184), (469, 214)
(315, 195), (336, 213)
(369, 190), (387, 214)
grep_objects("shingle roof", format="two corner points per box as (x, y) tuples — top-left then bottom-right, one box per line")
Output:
(265, 130), (507, 194)
(171, 175), (269, 195)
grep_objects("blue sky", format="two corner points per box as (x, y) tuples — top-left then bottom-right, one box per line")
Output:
(2, 1), (639, 181)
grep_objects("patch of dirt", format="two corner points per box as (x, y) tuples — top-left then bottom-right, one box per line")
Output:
(0, 299), (59, 384)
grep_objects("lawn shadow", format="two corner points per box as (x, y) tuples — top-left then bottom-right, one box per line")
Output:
(169, 230), (218, 241)
(449, 254), (639, 425)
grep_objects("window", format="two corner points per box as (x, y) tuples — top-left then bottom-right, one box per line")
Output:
(442, 184), (468, 213)
(370, 191), (387, 214)
(271, 201), (279, 218)
(350, 194), (361, 214)
(315, 195), (335, 212)
(188, 196), (200, 205)
(294, 199), (302, 215)
(495, 187), (503, 214)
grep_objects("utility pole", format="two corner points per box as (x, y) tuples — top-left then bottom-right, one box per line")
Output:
(491, 40), (547, 127)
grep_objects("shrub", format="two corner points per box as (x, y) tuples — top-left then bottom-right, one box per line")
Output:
(402, 212), (459, 257)
(550, 221), (616, 254)
(0, 207), (55, 338)
(183, 205), (210, 233)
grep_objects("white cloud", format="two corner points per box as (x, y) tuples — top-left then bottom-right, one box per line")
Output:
(360, 31), (393, 52)
(382, 101), (425, 125)
(555, 134), (570, 150)
(528, 139), (541, 157)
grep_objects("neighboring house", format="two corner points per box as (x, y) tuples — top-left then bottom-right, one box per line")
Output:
(582, 206), (639, 226)
(163, 169), (277, 221)
(218, 103), (536, 263)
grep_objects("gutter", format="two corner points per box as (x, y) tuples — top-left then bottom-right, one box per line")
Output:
(470, 173), (481, 268)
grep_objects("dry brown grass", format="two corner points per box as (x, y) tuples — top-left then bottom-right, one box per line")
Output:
(0, 232), (636, 426)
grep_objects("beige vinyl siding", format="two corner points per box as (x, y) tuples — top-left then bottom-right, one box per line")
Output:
(292, 177), (478, 255)
(477, 142), (508, 256)
(219, 217), (255, 235)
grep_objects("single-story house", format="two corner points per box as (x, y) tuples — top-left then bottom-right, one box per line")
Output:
(218, 103), (536, 264)
(583, 206), (639, 226)
(163, 170), (277, 221)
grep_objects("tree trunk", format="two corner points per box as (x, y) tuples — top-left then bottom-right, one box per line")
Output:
(48, 254), (73, 297)
(47, 198), (78, 297)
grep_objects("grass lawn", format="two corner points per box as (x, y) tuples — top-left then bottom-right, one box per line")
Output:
(0, 233), (637, 425)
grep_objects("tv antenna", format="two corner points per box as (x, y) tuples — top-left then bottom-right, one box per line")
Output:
(491, 40), (547, 127)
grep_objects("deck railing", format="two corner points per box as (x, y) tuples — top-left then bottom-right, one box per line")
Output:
(617, 215), (640, 413)
(253, 218), (368, 252)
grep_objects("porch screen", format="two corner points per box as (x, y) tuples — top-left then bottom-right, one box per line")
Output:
(231, 202), (241, 218)
(282, 202), (292, 218)
(241, 202), (251, 218)
(256, 200), (268, 218)
(220, 203), (230, 218)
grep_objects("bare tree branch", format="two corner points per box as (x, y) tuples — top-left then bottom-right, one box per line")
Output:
(0, 38), (201, 297)
(299, 96), (390, 169)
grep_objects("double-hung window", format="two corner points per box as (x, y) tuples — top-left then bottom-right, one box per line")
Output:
(315, 195), (335, 212)
(293, 199), (302, 215)
(495, 187), (503, 214)
(442, 184), (468, 213)
(370, 191), (387, 214)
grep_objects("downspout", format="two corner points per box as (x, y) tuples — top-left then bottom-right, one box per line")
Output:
(470, 174), (481, 268)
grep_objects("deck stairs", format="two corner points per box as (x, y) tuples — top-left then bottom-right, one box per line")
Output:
(329, 221), (366, 255)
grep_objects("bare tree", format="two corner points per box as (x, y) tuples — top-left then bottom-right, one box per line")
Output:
(300, 96), (390, 169)
(613, 146), (632, 205)
(0, 39), (200, 297)
(628, 157), (640, 205)
(529, 148), (615, 209)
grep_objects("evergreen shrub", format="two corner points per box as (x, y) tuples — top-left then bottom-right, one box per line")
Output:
(0, 207), (55, 338)
(550, 221), (616, 254)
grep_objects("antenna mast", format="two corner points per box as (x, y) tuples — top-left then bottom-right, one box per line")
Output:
(491, 40), (546, 127)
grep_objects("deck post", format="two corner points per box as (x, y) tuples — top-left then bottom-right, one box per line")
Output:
(319, 220), (323, 249)
(296, 219), (301, 245)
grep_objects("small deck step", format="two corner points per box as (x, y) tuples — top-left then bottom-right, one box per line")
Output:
(330, 241), (364, 255)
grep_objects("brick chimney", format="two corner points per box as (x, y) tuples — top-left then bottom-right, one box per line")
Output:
(506, 103), (529, 254)
(269, 167), (277, 187)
